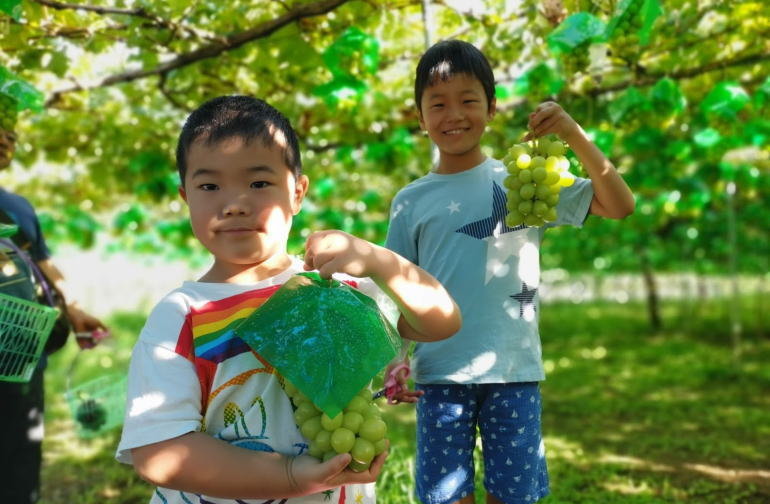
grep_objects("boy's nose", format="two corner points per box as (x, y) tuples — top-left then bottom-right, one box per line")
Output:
(222, 198), (250, 216)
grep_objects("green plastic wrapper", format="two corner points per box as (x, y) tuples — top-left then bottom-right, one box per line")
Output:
(235, 272), (401, 418)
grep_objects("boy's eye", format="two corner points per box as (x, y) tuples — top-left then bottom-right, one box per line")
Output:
(464, 99), (478, 104)
(199, 183), (218, 191)
(431, 103), (444, 109)
(251, 181), (270, 189)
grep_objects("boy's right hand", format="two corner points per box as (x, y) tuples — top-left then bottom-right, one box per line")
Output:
(382, 360), (423, 404)
(290, 448), (388, 494)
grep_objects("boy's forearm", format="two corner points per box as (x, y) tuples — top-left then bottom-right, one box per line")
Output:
(367, 245), (461, 342)
(563, 125), (635, 219)
(132, 432), (298, 499)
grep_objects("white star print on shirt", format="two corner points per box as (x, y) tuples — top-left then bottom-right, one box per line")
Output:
(447, 200), (461, 213)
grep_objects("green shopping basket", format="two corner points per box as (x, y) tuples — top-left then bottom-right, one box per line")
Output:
(64, 347), (128, 439)
(0, 291), (58, 382)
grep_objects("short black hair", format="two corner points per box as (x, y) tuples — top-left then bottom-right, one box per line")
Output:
(176, 95), (302, 185)
(414, 39), (496, 113)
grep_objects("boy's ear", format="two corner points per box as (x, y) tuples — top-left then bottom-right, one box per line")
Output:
(178, 185), (188, 203)
(292, 174), (309, 215)
(488, 98), (497, 121)
(417, 107), (426, 131)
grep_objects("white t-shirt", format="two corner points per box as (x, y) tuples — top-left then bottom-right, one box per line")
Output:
(116, 258), (387, 504)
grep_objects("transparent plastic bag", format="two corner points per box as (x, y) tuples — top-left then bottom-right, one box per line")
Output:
(235, 272), (401, 417)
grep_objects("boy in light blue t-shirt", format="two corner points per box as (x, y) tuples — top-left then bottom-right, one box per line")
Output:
(384, 40), (635, 504)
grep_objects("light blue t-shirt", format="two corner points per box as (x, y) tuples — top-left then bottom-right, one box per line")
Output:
(385, 157), (594, 384)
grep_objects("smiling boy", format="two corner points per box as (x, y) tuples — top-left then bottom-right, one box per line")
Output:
(116, 95), (461, 504)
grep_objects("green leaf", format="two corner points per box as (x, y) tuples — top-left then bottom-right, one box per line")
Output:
(0, 0), (22, 21)
(313, 76), (368, 109)
(608, 87), (649, 123)
(514, 63), (564, 98)
(322, 27), (380, 79)
(700, 81), (749, 119)
(0, 65), (45, 112)
(693, 128), (721, 147)
(650, 78), (685, 113)
(547, 13), (606, 54)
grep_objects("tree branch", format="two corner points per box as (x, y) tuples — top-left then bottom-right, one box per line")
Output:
(44, 0), (353, 107)
(586, 50), (770, 98)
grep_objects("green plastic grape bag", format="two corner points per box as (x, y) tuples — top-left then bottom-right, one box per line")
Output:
(235, 272), (401, 418)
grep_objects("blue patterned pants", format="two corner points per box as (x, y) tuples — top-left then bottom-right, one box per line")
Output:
(414, 382), (549, 504)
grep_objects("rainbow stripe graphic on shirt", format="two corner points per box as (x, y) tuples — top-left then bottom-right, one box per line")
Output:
(175, 284), (282, 411)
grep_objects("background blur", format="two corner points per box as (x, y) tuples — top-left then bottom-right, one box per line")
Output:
(1, 0), (768, 502)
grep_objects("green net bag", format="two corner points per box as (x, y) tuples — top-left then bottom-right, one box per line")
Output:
(235, 272), (401, 418)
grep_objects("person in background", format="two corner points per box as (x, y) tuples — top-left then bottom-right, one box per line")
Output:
(1, 123), (109, 503)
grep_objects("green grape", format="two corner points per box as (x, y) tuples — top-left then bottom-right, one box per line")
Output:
(351, 437), (376, 464)
(374, 438), (388, 455)
(342, 411), (364, 434)
(359, 417), (387, 443)
(545, 207), (558, 222)
(294, 401), (319, 425)
(530, 156), (546, 168)
(301, 415), (323, 440)
(506, 212), (524, 227)
(516, 153), (532, 169)
(519, 184), (535, 200)
(321, 412), (344, 431)
(535, 184), (551, 200)
(506, 191), (522, 210)
(525, 214), (545, 227)
(362, 402), (381, 420)
(532, 166), (547, 184)
(533, 201), (548, 217)
(518, 169), (532, 183)
(322, 451), (338, 462)
(330, 427), (356, 454)
(547, 194), (560, 206)
(518, 201), (533, 215)
(547, 141), (566, 157)
(314, 429), (332, 452)
(348, 459), (371, 473)
(308, 441), (325, 458)
(345, 396), (368, 414)
(544, 171), (560, 186)
(503, 175), (521, 190)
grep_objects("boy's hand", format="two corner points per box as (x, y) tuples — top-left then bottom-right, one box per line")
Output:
(289, 448), (388, 494)
(523, 101), (580, 142)
(381, 360), (423, 404)
(303, 230), (374, 279)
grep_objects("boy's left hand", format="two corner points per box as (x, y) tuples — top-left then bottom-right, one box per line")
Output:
(303, 230), (374, 279)
(523, 101), (579, 142)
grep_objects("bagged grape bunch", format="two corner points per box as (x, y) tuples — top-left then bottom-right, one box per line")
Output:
(284, 378), (388, 472)
(502, 136), (579, 228)
(235, 272), (397, 471)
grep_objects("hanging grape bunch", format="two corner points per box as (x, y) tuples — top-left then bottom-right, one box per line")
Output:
(562, 42), (591, 76)
(75, 398), (108, 432)
(502, 136), (578, 228)
(0, 93), (18, 133)
(611, 0), (644, 51)
(284, 380), (388, 472)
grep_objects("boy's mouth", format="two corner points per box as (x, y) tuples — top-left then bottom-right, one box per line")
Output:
(443, 128), (468, 136)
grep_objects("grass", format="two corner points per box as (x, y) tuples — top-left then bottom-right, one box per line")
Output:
(39, 296), (770, 503)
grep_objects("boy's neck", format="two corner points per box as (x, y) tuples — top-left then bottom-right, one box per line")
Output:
(434, 148), (486, 174)
(199, 253), (293, 284)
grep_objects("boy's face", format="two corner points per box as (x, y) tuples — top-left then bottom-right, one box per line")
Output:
(418, 73), (496, 166)
(180, 134), (308, 276)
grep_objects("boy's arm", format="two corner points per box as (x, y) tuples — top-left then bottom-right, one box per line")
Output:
(131, 431), (386, 499)
(526, 101), (635, 219)
(304, 230), (461, 343)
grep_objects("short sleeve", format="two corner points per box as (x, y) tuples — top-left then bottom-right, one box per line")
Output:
(116, 295), (202, 464)
(551, 176), (594, 228)
(384, 193), (418, 264)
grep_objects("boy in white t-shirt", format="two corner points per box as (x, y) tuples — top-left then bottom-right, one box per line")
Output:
(116, 95), (461, 504)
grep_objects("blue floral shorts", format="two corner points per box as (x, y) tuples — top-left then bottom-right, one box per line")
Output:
(414, 382), (549, 504)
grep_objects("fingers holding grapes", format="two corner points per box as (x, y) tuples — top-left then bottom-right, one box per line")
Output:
(523, 101), (578, 141)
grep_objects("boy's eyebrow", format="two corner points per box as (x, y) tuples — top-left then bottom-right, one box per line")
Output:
(426, 88), (482, 100)
(190, 165), (277, 179)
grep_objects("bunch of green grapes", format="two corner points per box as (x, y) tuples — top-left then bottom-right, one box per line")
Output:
(284, 380), (388, 472)
(561, 43), (591, 75)
(0, 93), (17, 133)
(502, 136), (577, 227)
(611, 0), (644, 48)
